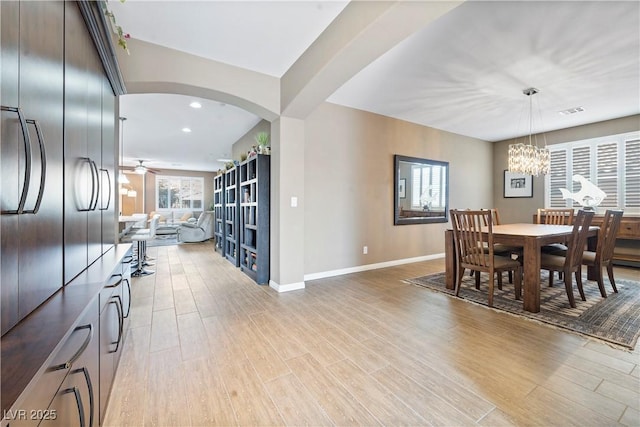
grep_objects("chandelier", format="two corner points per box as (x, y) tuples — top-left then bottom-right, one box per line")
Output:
(508, 88), (550, 176)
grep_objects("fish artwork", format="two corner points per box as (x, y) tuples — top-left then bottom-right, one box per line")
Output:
(559, 174), (606, 210)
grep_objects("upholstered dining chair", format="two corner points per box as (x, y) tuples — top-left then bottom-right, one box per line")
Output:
(450, 209), (522, 307)
(551, 210), (623, 298)
(539, 210), (595, 308)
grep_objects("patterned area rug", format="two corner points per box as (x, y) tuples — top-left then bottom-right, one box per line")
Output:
(406, 271), (640, 350)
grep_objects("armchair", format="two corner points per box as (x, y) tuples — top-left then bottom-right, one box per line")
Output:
(178, 211), (214, 243)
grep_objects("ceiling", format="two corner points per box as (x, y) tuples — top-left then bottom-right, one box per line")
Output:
(111, 1), (640, 172)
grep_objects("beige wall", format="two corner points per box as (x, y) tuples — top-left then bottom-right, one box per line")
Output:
(493, 114), (640, 223)
(304, 102), (493, 275)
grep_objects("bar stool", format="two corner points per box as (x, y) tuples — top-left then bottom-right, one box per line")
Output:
(131, 215), (159, 277)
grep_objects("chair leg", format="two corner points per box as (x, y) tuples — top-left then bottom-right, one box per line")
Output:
(548, 271), (554, 287)
(563, 273), (576, 308)
(131, 240), (155, 277)
(497, 272), (503, 290)
(606, 263), (618, 293)
(474, 271), (481, 289)
(487, 275), (494, 307)
(508, 270), (513, 284)
(575, 271), (586, 301)
(455, 267), (465, 297)
(595, 265), (607, 298)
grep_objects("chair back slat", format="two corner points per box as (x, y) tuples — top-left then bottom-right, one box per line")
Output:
(481, 208), (501, 226)
(537, 208), (574, 225)
(564, 210), (594, 271)
(595, 210), (624, 264)
(451, 209), (493, 269)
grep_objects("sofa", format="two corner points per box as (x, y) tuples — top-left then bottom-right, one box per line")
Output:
(178, 211), (214, 243)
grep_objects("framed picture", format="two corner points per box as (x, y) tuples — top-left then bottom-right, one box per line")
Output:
(504, 170), (533, 198)
(399, 178), (406, 199)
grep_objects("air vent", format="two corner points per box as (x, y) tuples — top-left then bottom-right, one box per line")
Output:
(559, 106), (585, 116)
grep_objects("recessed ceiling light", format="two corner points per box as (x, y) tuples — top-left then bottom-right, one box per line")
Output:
(189, 101), (202, 109)
(216, 158), (232, 163)
(559, 106), (585, 116)
(182, 127), (192, 133)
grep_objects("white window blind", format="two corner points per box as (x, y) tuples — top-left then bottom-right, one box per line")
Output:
(545, 131), (639, 214)
(625, 139), (640, 208)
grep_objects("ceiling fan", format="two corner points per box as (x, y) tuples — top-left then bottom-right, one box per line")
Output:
(121, 160), (160, 175)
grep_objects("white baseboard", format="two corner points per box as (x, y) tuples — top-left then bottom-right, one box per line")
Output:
(303, 253), (445, 282)
(269, 280), (306, 293)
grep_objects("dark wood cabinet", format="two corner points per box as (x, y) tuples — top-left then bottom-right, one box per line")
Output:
(64, 3), (116, 284)
(239, 155), (270, 284)
(2, 295), (99, 427)
(1, 0), (65, 335)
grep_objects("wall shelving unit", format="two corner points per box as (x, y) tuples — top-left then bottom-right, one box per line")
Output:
(238, 154), (270, 284)
(213, 173), (225, 255)
(224, 166), (240, 266)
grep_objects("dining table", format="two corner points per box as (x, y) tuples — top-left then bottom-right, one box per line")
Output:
(444, 223), (599, 313)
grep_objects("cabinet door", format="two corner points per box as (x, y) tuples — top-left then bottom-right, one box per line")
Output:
(86, 51), (104, 267)
(1, 0), (21, 335)
(17, 0), (65, 321)
(40, 299), (99, 427)
(1, 0), (64, 334)
(64, 3), (91, 284)
(101, 78), (117, 253)
(99, 293), (122, 422)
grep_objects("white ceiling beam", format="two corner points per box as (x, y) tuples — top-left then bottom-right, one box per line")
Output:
(280, 0), (464, 119)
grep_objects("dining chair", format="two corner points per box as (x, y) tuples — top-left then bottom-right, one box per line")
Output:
(480, 208), (522, 285)
(450, 209), (522, 307)
(552, 210), (623, 297)
(540, 210), (595, 308)
(536, 208), (575, 225)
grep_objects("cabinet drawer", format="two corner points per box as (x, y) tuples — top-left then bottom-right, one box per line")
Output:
(618, 220), (640, 239)
(2, 314), (95, 427)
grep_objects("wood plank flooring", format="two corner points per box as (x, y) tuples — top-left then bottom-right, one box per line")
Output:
(104, 243), (640, 426)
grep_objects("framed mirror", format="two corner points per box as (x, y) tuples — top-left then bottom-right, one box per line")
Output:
(394, 154), (449, 225)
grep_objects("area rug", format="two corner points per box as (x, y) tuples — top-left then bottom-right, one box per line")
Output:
(405, 271), (640, 350)
(146, 234), (179, 247)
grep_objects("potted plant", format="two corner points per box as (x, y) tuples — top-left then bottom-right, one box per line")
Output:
(255, 131), (270, 155)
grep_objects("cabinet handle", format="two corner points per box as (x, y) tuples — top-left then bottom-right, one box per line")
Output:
(105, 273), (123, 289)
(109, 296), (123, 353)
(99, 169), (111, 210)
(89, 159), (100, 211)
(72, 367), (95, 427)
(61, 386), (86, 427)
(123, 278), (131, 318)
(50, 324), (93, 371)
(1, 105), (32, 215)
(77, 158), (94, 212)
(22, 119), (46, 214)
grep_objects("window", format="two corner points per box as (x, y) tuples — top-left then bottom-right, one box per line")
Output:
(410, 164), (446, 210)
(545, 131), (639, 214)
(156, 175), (204, 210)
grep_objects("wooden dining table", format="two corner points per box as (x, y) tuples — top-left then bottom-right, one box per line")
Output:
(444, 223), (599, 313)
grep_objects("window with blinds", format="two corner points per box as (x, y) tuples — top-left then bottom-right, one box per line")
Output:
(411, 164), (446, 209)
(545, 131), (639, 214)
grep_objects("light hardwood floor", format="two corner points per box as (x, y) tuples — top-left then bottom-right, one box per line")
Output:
(104, 242), (640, 427)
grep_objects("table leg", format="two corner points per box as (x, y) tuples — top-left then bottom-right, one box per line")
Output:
(586, 234), (598, 280)
(522, 238), (541, 313)
(445, 229), (456, 289)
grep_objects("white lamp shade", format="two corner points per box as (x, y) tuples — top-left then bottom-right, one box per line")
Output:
(118, 173), (130, 184)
